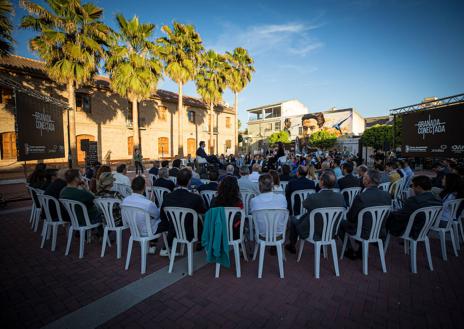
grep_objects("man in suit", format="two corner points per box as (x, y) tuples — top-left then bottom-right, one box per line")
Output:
(338, 162), (361, 190)
(153, 167), (175, 191)
(285, 165), (316, 216)
(168, 159), (181, 178)
(339, 169), (391, 259)
(356, 164), (368, 189)
(286, 170), (346, 254)
(386, 175), (442, 239)
(196, 141), (221, 166)
(197, 169), (219, 192)
(160, 168), (206, 247)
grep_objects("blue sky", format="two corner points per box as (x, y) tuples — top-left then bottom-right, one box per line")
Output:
(11, 0), (464, 126)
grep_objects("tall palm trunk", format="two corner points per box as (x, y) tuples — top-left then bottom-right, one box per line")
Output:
(131, 98), (140, 152)
(234, 91), (238, 155)
(209, 103), (214, 154)
(177, 82), (183, 157)
(67, 81), (77, 167)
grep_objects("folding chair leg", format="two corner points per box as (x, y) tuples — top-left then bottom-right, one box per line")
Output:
(101, 227), (109, 258)
(384, 234), (391, 255)
(439, 231), (447, 261)
(252, 242), (259, 261)
(215, 263), (220, 278)
(141, 241), (147, 274)
(314, 242), (321, 279)
(331, 240), (340, 277)
(51, 225), (58, 252)
(323, 245), (328, 259)
(187, 243), (193, 276)
(340, 235), (348, 260)
(234, 244), (241, 278)
(65, 227), (73, 256)
(458, 221), (464, 243)
(240, 241), (248, 262)
(362, 241), (369, 275)
(116, 230), (122, 259)
(125, 237), (133, 270)
(276, 244), (284, 279)
(424, 237), (433, 271)
(378, 240), (387, 273)
(297, 239), (304, 262)
(40, 222), (48, 249)
(168, 239), (178, 273)
(410, 240), (417, 274)
(79, 230), (85, 259)
(258, 243), (265, 279)
(449, 229), (458, 257)
(162, 232), (171, 260)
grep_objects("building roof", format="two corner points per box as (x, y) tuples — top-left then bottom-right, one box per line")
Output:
(0, 55), (232, 112)
(364, 115), (393, 128)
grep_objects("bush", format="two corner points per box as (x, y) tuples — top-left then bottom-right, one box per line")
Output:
(268, 130), (291, 144)
(308, 129), (338, 149)
(361, 124), (393, 149)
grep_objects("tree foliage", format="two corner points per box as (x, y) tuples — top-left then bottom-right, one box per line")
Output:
(195, 49), (228, 107)
(308, 129), (338, 149)
(268, 130), (291, 144)
(225, 47), (254, 94)
(0, 0), (14, 56)
(361, 124), (394, 149)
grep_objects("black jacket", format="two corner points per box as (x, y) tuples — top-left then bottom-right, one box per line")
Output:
(338, 174), (361, 190)
(285, 177), (316, 215)
(197, 181), (218, 192)
(154, 178), (175, 192)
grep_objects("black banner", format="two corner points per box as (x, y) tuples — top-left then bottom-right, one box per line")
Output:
(15, 91), (65, 160)
(86, 141), (98, 166)
(401, 103), (464, 157)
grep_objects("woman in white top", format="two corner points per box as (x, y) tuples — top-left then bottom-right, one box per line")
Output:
(439, 173), (463, 222)
(269, 170), (283, 192)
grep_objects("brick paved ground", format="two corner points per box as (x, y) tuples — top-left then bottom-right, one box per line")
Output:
(2, 203), (464, 329)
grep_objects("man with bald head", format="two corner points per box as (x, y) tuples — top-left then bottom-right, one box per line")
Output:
(286, 170), (346, 254)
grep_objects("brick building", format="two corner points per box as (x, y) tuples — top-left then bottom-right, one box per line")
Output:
(0, 56), (236, 166)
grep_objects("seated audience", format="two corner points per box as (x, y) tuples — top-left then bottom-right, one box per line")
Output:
(198, 169), (219, 192)
(269, 170), (283, 192)
(339, 169), (391, 259)
(169, 159), (182, 177)
(28, 163), (49, 190)
(438, 173), (463, 223)
(148, 161), (160, 176)
(333, 159), (343, 179)
(279, 164), (292, 182)
(285, 165), (316, 216)
(154, 167), (175, 191)
(307, 164), (317, 181)
(113, 163), (131, 186)
(90, 165), (111, 193)
(375, 163), (390, 183)
(385, 161), (401, 184)
(237, 165), (260, 195)
(286, 170), (346, 253)
(249, 163), (261, 183)
(386, 175), (442, 238)
(95, 172), (124, 226)
(220, 164), (235, 180)
(60, 169), (101, 225)
(338, 162), (360, 190)
(356, 164), (368, 188)
(44, 168), (68, 221)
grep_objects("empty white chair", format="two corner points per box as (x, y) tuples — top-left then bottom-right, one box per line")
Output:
(200, 190), (216, 208)
(290, 189), (316, 219)
(240, 190), (255, 241)
(153, 186), (170, 207)
(378, 182), (391, 192)
(215, 207), (248, 278)
(60, 199), (102, 259)
(340, 205), (391, 275)
(121, 205), (170, 274)
(341, 187), (361, 209)
(280, 181), (288, 192)
(297, 207), (346, 278)
(37, 194), (68, 251)
(385, 206), (442, 273)
(94, 198), (128, 259)
(430, 199), (462, 260)
(164, 207), (199, 276)
(252, 209), (289, 279)
(27, 186), (44, 232)
(112, 183), (132, 197)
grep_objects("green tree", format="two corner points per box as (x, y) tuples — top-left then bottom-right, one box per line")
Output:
(106, 14), (162, 153)
(21, 0), (111, 166)
(158, 22), (204, 156)
(0, 0), (14, 56)
(309, 129), (338, 149)
(268, 130), (291, 144)
(361, 124), (394, 149)
(195, 50), (228, 154)
(225, 47), (254, 154)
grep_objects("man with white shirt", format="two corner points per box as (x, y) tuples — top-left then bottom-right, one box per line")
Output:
(237, 165), (260, 195)
(113, 163), (131, 186)
(249, 163), (261, 183)
(122, 176), (164, 253)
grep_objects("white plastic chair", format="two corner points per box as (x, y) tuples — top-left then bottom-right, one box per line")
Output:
(385, 206), (442, 273)
(378, 182), (391, 192)
(430, 199), (462, 261)
(164, 207), (199, 276)
(297, 207), (346, 278)
(240, 190), (255, 241)
(148, 174), (157, 186)
(60, 199), (102, 259)
(389, 178), (404, 210)
(215, 207), (248, 278)
(341, 187), (362, 209)
(37, 194), (68, 251)
(200, 179), (210, 185)
(94, 198), (128, 259)
(340, 205), (391, 275)
(121, 205), (170, 274)
(169, 176), (177, 185)
(454, 210), (464, 248)
(112, 183), (132, 197)
(200, 190), (216, 208)
(280, 181), (288, 192)
(81, 176), (91, 190)
(27, 186), (44, 232)
(153, 186), (170, 207)
(251, 209), (289, 279)
(290, 189), (316, 219)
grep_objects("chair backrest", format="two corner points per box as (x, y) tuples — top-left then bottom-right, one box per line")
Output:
(240, 190), (255, 216)
(308, 207), (346, 242)
(37, 194), (63, 223)
(435, 198), (463, 230)
(280, 181), (288, 192)
(291, 189), (316, 217)
(403, 206), (442, 241)
(251, 209), (289, 243)
(223, 207), (245, 243)
(28, 186), (44, 208)
(121, 205), (154, 238)
(200, 179), (210, 185)
(112, 183), (132, 197)
(378, 182), (391, 192)
(59, 198), (92, 227)
(341, 187), (361, 208)
(169, 176), (177, 185)
(94, 198), (122, 229)
(153, 186), (171, 207)
(200, 190), (216, 208)
(163, 206), (199, 242)
(148, 174), (157, 186)
(355, 205), (391, 241)
(81, 176), (91, 190)
(389, 178), (403, 199)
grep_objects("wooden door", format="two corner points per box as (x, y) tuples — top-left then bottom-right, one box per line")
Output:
(187, 138), (196, 156)
(128, 136), (133, 155)
(76, 134), (95, 163)
(1, 132), (17, 160)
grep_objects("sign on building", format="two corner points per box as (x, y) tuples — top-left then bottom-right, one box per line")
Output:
(15, 91), (65, 161)
(401, 103), (464, 157)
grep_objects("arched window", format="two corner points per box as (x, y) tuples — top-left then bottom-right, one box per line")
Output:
(158, 137), (169, 157)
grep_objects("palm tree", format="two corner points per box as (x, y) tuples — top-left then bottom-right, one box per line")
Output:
(158, 22), (204, 157)
(225, 47), (254, 154)
(195, 50), (228, 154)
(20, 0), (111, 167)
(0, 0), (14, 57)
(106, 14), (162, 154)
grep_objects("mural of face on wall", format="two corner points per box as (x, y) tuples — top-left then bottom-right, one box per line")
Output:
(301, 113), (325, 134)
(284, 118), (292, 130)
